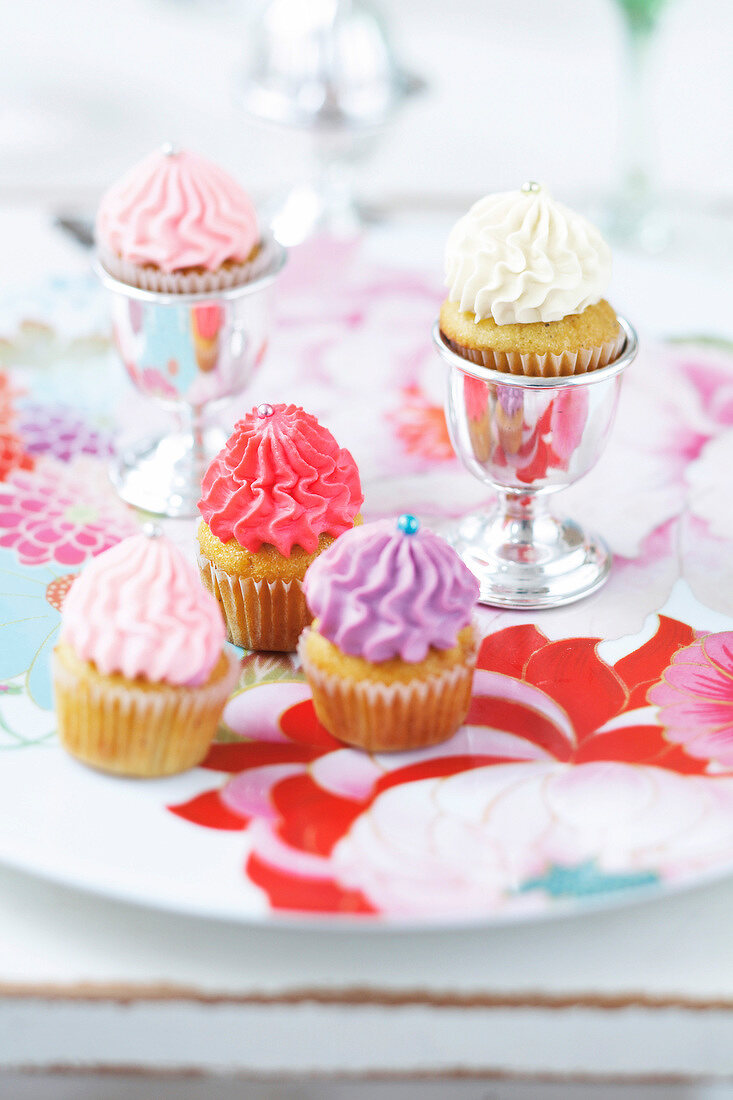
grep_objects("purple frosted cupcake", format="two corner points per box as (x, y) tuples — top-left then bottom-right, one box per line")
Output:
(299, 515), (479, 753)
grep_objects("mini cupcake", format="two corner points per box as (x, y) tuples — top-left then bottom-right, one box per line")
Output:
(52, 529), (239, 777)
(197, 403), (363, 652)
(300, 515), (479, 753)
(96, 145), (275, 294)
(440, 182), (624, 377)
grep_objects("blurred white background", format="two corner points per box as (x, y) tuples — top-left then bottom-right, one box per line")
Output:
(0, 0), (730, 214)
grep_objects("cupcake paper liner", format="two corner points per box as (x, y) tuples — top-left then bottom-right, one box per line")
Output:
(52, 646), (240, 778)
(99, 234), (280, 295)
(198, 555), (310, 652)
(443, 327), (625, 378)
(298, 629), (477, 753)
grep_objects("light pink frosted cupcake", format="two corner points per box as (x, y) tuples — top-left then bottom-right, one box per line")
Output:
(52, 528), (239, 777)
(96, 145), (274, 294)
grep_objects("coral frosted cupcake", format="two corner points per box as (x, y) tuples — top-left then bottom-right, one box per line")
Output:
(300, 515), (479, 753)
(198, 402), (363, 652)
(52, 529), (239, 778)
(440, 182), (624, 377)
(96, 145), (274, 294)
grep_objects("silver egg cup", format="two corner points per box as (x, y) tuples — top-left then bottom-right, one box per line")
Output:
(96, 241), (286, 518)
(433, 316), (638, 609)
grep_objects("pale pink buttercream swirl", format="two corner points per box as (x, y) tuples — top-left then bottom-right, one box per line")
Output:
(198, 404), (363, 557)
(96, 149), (259, 273)
(59, 534), (226, 686)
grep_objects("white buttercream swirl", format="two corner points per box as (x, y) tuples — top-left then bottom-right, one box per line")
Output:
(444, 184), (612, 325)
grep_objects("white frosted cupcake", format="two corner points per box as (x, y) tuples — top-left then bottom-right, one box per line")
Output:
(53, 529), (239, 777)
(440, 182), (624, 377)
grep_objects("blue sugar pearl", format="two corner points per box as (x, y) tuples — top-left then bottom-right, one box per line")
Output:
(397, 513), (419, 536)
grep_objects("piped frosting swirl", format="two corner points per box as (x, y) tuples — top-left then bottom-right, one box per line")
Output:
(198, 404), (363, 557)
(96, 148), (259, 272)
(303, 519), (479, 663)
(445, 183), (612, 325)
(59, 533), (226, 686)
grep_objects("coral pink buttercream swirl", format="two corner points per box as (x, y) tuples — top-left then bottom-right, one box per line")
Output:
(303, 519), (479, 663)
(96, 149), (259, 273)
(59, 534), (226, 686)
(198, 404), (363, 557)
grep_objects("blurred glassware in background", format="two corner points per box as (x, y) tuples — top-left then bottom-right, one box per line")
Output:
(238, 0), (424, 244)
(605, 0), (672, 252)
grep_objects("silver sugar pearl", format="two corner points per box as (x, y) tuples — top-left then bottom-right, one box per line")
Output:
(521, 181), (542, 193)
(142, 522), (164, 539)
(161, 142), (180, 157)
(257, 403), (275, 418)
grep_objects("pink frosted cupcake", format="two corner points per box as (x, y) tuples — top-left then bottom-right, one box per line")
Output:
(52, 529), (239, 777)
(96, 145), (274, 294)
(300, 515), (479, 753)
(197, 402), (364, 652)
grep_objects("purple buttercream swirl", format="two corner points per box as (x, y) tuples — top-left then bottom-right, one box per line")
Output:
(303, 520), (479, 663)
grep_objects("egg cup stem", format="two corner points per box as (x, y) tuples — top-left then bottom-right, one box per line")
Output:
(445, 492), (611, 610)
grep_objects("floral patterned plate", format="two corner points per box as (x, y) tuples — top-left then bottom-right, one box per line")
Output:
(0, 238), (732, 927)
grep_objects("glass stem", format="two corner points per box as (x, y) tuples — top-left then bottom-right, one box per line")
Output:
(496, 489), (549, 541)
(619, 20), (654, 206)
(312, 130), (363, 236)
(178, 404), (208, 476)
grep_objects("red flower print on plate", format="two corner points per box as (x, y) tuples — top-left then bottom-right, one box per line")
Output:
(389, 384), (454, 464)
(0, 432), (34, 482)
(169, 616), (733, 920)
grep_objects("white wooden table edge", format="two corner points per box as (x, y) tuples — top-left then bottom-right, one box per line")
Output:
(2, 982), (733, 1011)
(3, 992), (733, 1077)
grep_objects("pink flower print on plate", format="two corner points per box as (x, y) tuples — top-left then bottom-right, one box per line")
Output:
(650, 631), (733, 769)
(0, 457), (139, 566)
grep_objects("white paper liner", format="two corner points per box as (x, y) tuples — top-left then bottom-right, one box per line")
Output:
(99, 234), (280, 294)
(298, 628), (477, 753)
(442, 326), (626, 377)
(198, 554), (310, 652)
(52, 647), (240, 777)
